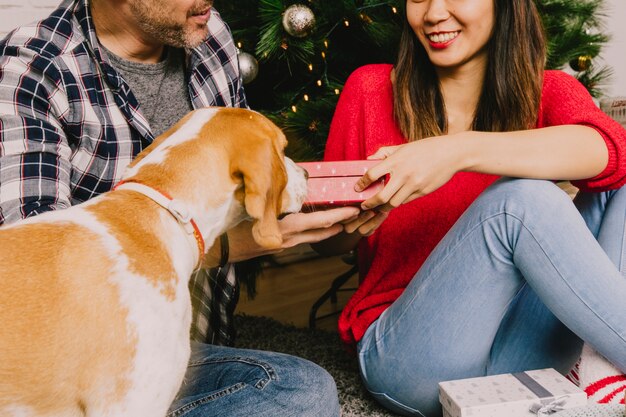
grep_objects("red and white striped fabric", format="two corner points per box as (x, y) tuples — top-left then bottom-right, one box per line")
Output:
(567, 344), (626, 405)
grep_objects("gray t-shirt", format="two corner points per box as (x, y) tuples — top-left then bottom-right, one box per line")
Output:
(105, 46), (193, 137)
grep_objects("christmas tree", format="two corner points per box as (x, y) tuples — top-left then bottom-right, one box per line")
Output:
(215, 0), (611, 161)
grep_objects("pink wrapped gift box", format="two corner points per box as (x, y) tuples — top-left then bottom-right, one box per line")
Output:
(297, 160), (385, 211)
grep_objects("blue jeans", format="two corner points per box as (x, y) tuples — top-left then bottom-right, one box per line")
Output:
(167, 342), (340, 417)
(357, 179), (626, 417)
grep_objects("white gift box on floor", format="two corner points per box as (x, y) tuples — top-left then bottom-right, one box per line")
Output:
(439, 368), (588, 417)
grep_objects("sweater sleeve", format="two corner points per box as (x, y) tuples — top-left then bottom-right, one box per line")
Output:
(539, 71), (626, 191)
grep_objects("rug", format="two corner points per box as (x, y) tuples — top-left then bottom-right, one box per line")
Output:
(553, 404), (624, 417)
(234, 314), (398, 417)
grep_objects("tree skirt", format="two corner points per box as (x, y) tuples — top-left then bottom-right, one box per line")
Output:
(553, 404), (624, 417)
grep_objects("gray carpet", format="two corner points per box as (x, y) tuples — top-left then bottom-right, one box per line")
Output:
(234, 314), (399, 417)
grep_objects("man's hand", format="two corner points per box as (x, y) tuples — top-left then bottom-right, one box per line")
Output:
(342, 209), (389, 237)
(207, 206), (360, 265)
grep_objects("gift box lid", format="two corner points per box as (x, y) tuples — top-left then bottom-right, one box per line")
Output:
(297, 160), (386, 209)
(297, 160), (381, 178)
(439, 369), (587, 417)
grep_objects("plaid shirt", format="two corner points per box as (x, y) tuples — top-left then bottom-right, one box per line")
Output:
(0, 0), (246, 346)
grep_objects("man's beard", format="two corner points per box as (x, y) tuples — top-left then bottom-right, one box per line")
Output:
(130, 1), (208, 49)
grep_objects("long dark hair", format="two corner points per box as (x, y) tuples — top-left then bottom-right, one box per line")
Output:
(393, 0), (546, 141)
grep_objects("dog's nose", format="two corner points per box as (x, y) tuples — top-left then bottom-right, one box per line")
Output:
(302, 168), (309, 180)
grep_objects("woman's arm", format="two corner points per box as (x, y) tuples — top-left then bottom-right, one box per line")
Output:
(462, 125), (607, 180)
(358, 71), (625, 211)
(357, 125), (608, 211)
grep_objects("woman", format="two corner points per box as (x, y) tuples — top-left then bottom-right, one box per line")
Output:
(314, 0), (626, 416)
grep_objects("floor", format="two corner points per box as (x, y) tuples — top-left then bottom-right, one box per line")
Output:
(236, 247), (358, 332)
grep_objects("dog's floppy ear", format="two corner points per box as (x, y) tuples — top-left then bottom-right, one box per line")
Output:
(236, 145), (287, 250)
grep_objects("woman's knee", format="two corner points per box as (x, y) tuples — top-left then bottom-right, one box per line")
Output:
(477, 178), (574, 218)
(359, 355), (440, 417)
(366, 390), (430, 416)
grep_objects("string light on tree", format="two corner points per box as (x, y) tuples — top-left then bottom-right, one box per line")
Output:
(216, 0), (609, 161)
(359, 13), (373, 24)
(282, 4), (316, 38)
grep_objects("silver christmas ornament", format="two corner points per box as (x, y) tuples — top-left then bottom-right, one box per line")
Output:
(238, 51), (259, 84)
(282, 4), (316, 38)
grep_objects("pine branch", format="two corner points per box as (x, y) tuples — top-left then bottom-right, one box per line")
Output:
(274, 94), (340, 160)
(538, 0), (609, 69)
(577, 65), (614, 98)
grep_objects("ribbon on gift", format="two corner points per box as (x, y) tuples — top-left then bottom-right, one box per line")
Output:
(529, 397), (568, 415)
(512, 372), (569, 415)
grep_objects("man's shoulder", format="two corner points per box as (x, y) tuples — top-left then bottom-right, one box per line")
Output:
(1, 1), (85, 61)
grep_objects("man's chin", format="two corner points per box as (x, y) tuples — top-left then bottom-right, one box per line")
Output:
(183, 27), (209, 48)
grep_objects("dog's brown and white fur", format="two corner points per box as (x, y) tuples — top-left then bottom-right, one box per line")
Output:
(0, 107), (308, 417)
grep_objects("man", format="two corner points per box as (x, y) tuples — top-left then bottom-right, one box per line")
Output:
(0, 0), (358, 415)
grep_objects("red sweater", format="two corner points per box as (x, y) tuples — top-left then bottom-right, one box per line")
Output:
(324, 64), (626, 346)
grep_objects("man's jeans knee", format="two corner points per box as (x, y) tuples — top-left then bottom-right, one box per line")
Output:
(168, 343), (340, 417)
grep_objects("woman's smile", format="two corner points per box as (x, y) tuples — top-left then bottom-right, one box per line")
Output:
(426, 31), (460, 49)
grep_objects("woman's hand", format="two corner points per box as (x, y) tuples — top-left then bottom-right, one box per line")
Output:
(356, 135), (464, 212)
(215, 206), (361, 264)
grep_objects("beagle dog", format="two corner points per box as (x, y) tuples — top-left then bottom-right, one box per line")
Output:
(0, 107), (308, 417)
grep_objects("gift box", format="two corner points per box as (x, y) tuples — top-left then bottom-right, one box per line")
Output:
(439, 368), (588, 417)
(297, 160), (385, 211)
(600, 96), (626, 128)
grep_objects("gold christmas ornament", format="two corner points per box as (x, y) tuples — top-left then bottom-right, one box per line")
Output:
(282, 4), (316, 38)
(570, 55), (592, 72)
(237, 51), (259, 84)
